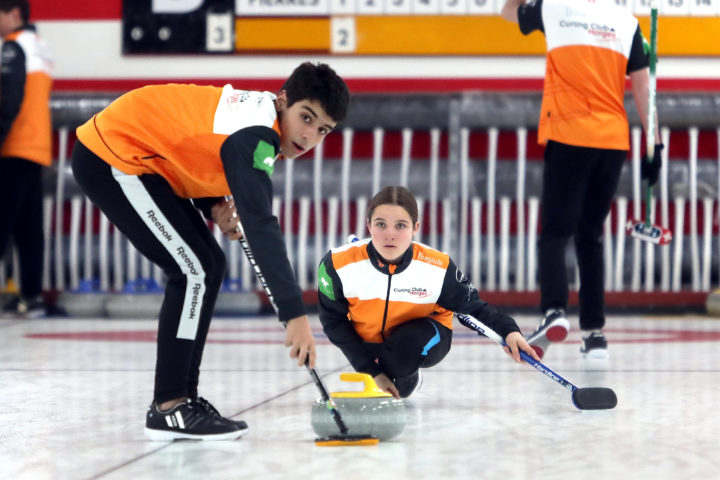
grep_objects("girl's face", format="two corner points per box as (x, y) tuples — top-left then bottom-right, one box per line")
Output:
(367, 204), (420, 264)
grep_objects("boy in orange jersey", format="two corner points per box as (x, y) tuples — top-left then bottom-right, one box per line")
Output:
(318, 186), (540, 398)
(71, 62), (349, 440)
(0, 0), (52, 318)
(502, 0), (662, 362)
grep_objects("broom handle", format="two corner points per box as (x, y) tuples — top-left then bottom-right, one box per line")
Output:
(645, 0), (658, 228)
(455, 313), (577, 393)
(223, 195), (350, 435)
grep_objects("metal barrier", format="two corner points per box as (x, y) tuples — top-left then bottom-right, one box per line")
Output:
(1, 91), (719, 315)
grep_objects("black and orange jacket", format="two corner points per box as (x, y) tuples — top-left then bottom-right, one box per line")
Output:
(76, 84), (305, 322)
(318, 239), (520, 376)
(0, 25), (53, 165)
(518, 0), (649, 150)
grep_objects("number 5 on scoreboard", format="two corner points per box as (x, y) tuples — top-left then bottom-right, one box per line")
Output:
(331, 17), (357, 54)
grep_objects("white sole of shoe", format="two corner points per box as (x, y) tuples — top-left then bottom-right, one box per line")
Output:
(582, 349), (610, 370)
(527, 318), (570, 359)
(144, 426), (249, 441)
(582, 356), (610, 371)
(583, 349), (609, 360)
(544, 318), (570, 342)
(527, 318), (570, 344)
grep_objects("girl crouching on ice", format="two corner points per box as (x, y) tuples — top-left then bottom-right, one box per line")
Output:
(317, 186), (539, 398)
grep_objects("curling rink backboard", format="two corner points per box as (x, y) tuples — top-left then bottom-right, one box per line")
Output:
(1, 313), (719, 480)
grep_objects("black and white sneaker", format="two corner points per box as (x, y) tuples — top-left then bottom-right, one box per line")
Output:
(1, 296), (45, 318)
(394, 370), (422, 398)
(526, 309), (570, 359)
(145, 398), (247, 441)
(194, 396), (248, 431)
(580, 331), (609, 360)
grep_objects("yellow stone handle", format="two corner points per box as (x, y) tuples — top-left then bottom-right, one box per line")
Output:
(330, 372), (393, 398)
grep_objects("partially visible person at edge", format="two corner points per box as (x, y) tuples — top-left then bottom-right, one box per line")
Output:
(501, 0), (662, 361)
(317, 185), (540, 399)
(71, 62), (349, 440)
(0, 0), (53, 318)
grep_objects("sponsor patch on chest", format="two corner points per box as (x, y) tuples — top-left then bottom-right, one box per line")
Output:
(392, 287), (432, 299)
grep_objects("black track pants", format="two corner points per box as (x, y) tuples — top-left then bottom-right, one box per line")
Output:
(0, 157), (44, 299)
(71, 141), (225, 403)
(368, 317), (452, 379)
(538, 140), (626, 330)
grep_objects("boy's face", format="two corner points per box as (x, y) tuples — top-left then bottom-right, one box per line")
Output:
(275, 90), (336, 159)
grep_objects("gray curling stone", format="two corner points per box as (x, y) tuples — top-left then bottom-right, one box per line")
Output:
(57, 291), (107, 317)
(707, 289), (720, 316)
(105, 293), (163, 318)
(214, 291), (262, 315)
(311, 372), (406, 441)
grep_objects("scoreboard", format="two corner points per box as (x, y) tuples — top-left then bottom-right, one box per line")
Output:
(123, 0), (720, 55)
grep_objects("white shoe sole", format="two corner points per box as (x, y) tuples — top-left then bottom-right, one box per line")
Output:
(527, 317), (570, 359)
(527, 317), (570, 343)
(582, 349), (610, 371)
(583, 349), (609, 360)
(145, 426), (248, 441)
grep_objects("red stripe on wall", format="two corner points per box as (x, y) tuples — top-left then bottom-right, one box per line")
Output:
(33, 1), (122, 21)
(52, 77), (720, 93)
(52, 78), (546, 93)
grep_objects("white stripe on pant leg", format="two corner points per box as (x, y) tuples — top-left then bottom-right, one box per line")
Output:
(111, 167), (206, 340)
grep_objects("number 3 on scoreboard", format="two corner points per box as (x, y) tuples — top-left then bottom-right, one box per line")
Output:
(206, 11), (233, 52)
(331, 17), (357, 54)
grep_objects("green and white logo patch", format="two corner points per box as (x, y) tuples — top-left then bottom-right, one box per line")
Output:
(317, 262), (335, 300)
(253, 140), (277, 176)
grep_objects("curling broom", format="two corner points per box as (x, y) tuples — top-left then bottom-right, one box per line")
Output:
(626, 0), (672, 246)
(227, 199), (378, 446)
(456, 313), (617, 410)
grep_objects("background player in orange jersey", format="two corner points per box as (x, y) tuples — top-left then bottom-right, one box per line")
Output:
(70, 62), (349, 441)
(0, 0), (53, 318)
(317, 186), (539, 399)
(502, 0), (662, 362)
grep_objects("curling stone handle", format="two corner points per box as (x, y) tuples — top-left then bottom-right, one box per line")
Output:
(337, 372), (393, 398)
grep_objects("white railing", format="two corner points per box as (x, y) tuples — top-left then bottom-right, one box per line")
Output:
(1, 105), (719, 301)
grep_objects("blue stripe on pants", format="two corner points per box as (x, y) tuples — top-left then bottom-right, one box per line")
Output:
(421, 323), (441, 356)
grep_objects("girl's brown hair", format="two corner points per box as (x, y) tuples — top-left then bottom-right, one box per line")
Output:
(366, 186), (418, 225)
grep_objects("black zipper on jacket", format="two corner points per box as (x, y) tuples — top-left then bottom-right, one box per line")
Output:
(380, 272), (393, 342)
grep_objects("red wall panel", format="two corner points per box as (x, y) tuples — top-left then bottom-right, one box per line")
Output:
(33, 1), (121, 20)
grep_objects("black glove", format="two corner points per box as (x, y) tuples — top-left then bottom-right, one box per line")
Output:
(641, 143), (664, 187)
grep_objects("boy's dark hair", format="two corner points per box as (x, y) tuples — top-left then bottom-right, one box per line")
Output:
(281, 62), (349, 123)
(0, 0), (29, 24)
(367, 186), (419, 226)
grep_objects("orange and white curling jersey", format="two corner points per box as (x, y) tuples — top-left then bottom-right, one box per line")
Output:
(318, 239), (521, 374)
(76, 84), (280, 198)
(519, 0), (645, 150)
(0, 26), (53, 165)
